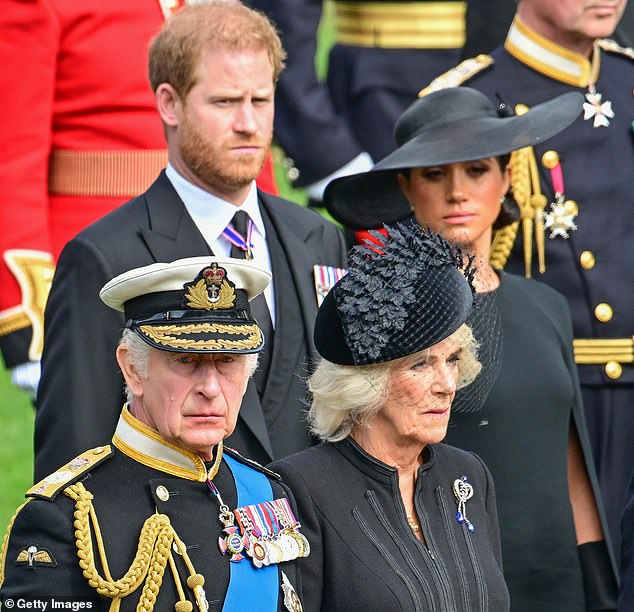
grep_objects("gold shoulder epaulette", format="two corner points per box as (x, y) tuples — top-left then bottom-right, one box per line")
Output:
(224, 446), (281, 480)
(418, 54), (493, 97)
(597, 38), (634, 61)
(27, 445), (113, 501)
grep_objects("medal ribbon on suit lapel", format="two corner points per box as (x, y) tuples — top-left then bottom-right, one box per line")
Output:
(314, 264), (347, 306)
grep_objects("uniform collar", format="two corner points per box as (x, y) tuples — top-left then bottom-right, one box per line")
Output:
(505, 16), (601, 87)
(112, 405), (221, 482)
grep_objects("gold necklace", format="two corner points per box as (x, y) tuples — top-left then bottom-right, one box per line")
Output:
(406, 513), (420, 533)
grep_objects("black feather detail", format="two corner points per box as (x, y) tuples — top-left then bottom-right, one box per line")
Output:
(335, 223), (477, 362)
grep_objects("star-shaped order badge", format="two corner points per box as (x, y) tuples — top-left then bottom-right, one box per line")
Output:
(544, 196), (578, 239)
(582, 91), (614, 128)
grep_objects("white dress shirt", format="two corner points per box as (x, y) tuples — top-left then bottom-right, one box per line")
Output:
(165, 164), (276, 326)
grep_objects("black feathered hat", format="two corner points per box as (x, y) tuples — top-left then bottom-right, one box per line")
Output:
(314, 223), (476, 366)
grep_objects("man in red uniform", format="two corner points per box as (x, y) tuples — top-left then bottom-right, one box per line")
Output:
(0, 0), (277, 397)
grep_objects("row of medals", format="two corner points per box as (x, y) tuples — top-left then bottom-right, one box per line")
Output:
(219, 510), (310, 567)
(245, 528), (310, 568)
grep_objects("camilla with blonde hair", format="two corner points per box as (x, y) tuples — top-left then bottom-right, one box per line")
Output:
(271, 223), (510, 611)
(308, 323), (481, 443)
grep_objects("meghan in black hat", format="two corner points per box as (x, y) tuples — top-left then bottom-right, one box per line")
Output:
(325, 88), (617, 610)
(271, 224), (511, 611)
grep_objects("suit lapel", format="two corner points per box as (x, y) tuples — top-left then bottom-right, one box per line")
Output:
(140, 172), (213, 261)
(258, 192), (318, 354)
(258, 205), (306, 426)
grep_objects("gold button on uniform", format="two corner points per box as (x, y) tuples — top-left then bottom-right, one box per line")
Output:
(515, 103), (529, 116)
(93, 447), (104, 455)
(605, 361), (623, 379)
(156, 485), (170, 502)
(580, 251), (595, 269)
(542, 150), (560, 169)
(594, 303), (613, 322)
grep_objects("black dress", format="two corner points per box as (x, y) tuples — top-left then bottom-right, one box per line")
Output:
(444, 271), (611, 610)
(271, 438), (510, 612)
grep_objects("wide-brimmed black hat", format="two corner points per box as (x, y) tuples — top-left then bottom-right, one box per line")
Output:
(314, 223), (476, 366)
(324, 88), (583, 230)
(100, 257), (271, 353)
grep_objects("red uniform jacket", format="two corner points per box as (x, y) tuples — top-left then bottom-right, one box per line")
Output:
(0, 0), (277, 368)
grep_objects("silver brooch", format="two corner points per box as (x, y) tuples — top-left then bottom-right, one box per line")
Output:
(453, 476), (475, 533)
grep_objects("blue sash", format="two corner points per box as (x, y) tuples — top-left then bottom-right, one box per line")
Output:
(222, 455), (279, 611)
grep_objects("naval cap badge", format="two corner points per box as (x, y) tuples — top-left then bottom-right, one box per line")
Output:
(183, 263), (236, 311)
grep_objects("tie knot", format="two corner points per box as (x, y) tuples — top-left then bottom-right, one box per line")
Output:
(231, 210), (250, 237)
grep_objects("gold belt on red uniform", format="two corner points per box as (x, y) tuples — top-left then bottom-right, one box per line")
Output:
(573, 337), (634, 379)
(333, 1), (466, 49)
(48, 149), (168, 197)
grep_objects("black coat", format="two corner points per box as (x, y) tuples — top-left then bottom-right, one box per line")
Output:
(0, 444), (303, 610)
(249, 0), (463, 186)
(271, 439), (510, 612)
(433, 30), (634, 560)
(445, 272), (617, 610)
(35, 172), (347, 479)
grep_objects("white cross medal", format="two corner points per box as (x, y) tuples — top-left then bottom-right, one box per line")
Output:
(583, 89), (614, 128)
(543, 194), (578, 239)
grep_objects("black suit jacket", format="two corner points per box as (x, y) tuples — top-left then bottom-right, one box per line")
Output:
(35, 172), (347, 480)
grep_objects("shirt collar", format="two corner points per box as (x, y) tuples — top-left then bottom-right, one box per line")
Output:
(112, 405), (221, 482)
(505, 16), (601, 87)
(165, 163), (266, 243)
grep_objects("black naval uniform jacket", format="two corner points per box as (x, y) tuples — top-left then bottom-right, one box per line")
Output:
(249, 0), (465, 187)
(271, 439), (510, 612)
(429, 16), (634, 390)
(0, 408), (303, 610)
(35, 171), (347, 480)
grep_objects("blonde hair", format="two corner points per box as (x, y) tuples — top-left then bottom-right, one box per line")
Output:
(308, 324), (481, 442)
(148, 2), (286, 96)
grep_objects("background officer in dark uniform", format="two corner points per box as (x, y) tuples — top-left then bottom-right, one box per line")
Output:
(420, 0), (634, 561)
(249, 0), (469, 202)
(0, 257), (306, 610)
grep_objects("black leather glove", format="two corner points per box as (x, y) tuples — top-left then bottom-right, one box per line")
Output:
(578, 540), (618, 611)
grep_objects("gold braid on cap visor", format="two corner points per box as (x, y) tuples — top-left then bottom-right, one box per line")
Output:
(138, 322), (262, 351)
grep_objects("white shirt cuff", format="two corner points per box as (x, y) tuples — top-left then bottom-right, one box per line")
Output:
(305, 153), (374, 201)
